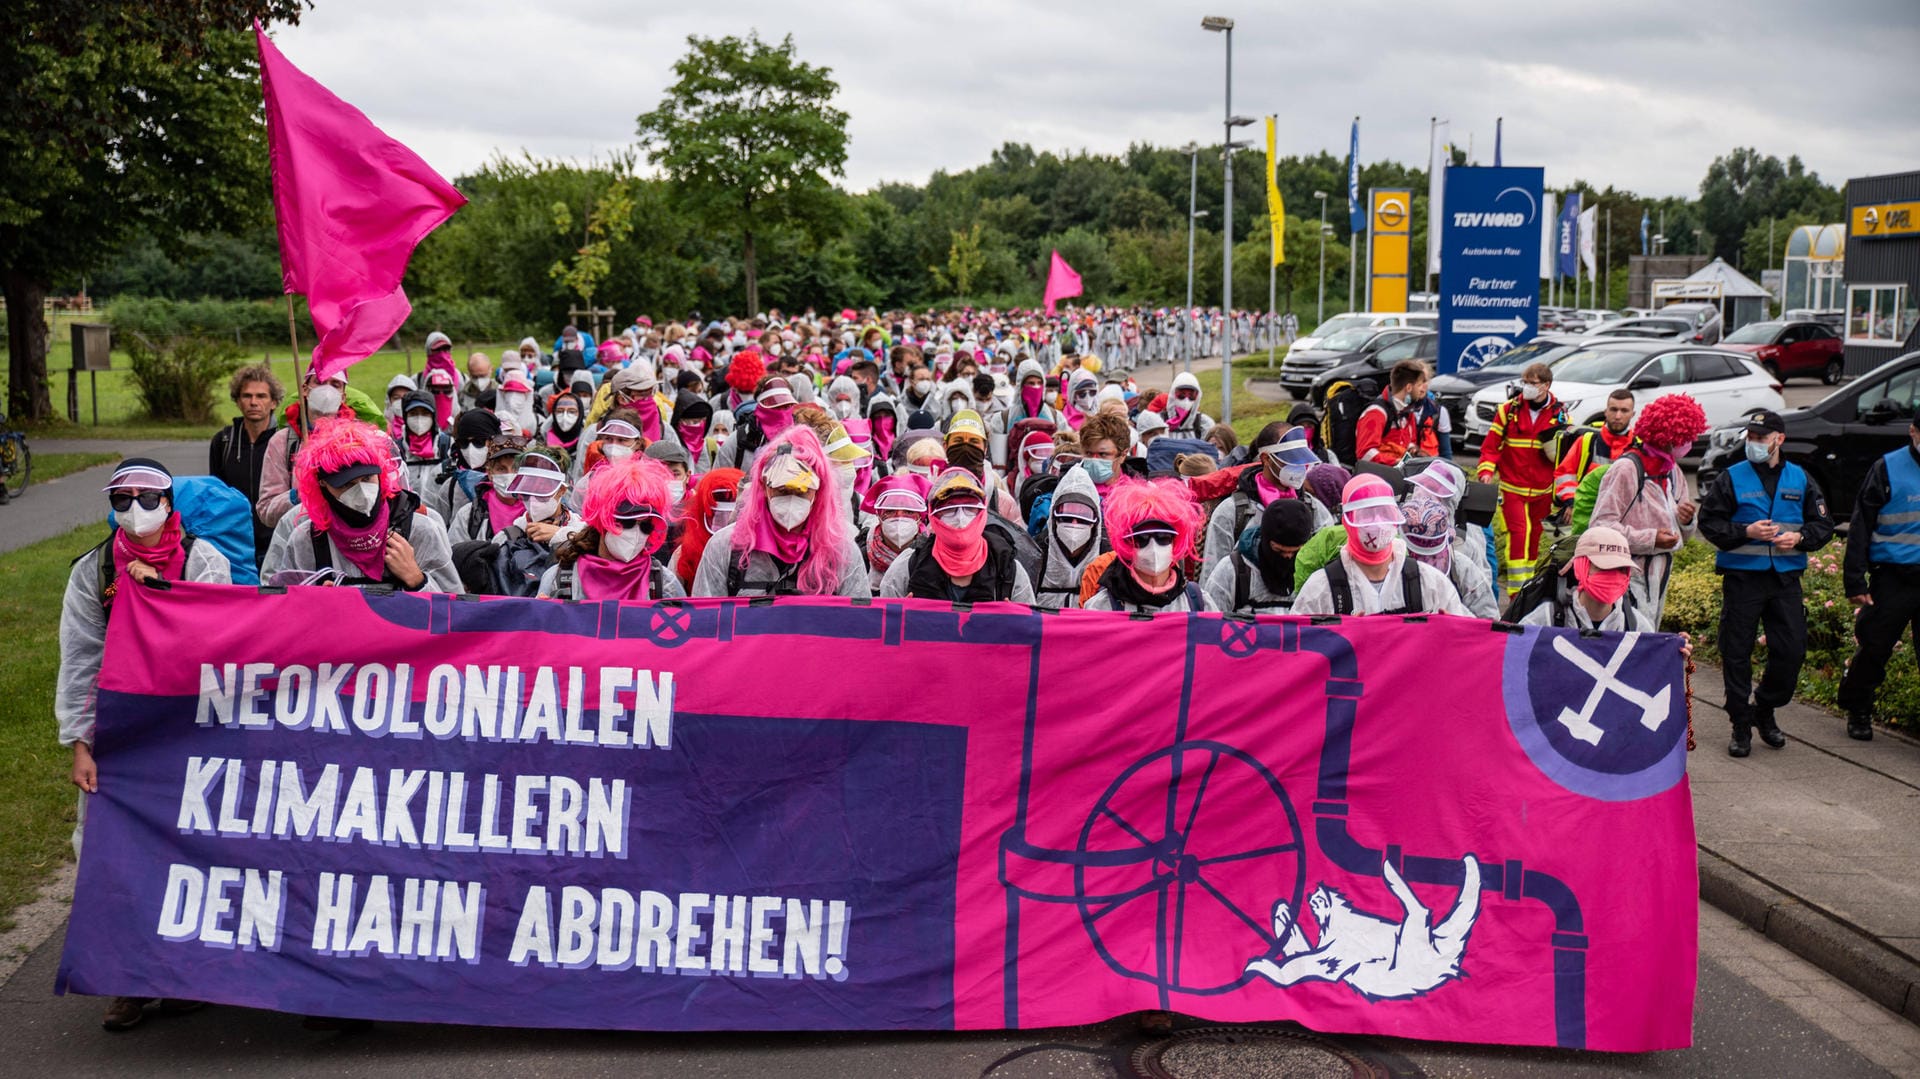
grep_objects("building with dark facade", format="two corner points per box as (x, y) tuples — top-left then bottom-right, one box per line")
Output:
(1843, 169), (1920, 376)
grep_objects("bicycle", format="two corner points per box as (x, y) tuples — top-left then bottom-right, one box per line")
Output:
(0, 410), (31, 503)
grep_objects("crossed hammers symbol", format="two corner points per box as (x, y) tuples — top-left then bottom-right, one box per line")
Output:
(1550, 634), (1672, 747)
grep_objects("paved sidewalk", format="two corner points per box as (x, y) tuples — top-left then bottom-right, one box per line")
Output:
(0, 439), (204, 555)
(1689, 662), (1920, 1018)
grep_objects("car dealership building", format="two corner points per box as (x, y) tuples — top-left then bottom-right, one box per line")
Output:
(1843, 169), (1920, 375)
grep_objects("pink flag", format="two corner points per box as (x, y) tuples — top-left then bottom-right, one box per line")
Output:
(1042, 250), (1082, 315)
(256, 23), (466, 382)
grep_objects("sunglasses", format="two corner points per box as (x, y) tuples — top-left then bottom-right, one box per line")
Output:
(109, 490), (167, 512)
(1128, 530), (1176, 548)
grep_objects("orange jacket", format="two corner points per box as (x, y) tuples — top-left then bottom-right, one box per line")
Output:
(1475, 394), (1566, 496)
(1552, 425), (1637, 503)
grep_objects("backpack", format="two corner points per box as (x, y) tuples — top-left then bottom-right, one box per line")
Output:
(1145, 436), (1219, 476)
(1501, 571), (1639, 630)
(1321, 379), (1374, 465)
(1322, 556), (1424, 616)
(486, 526), (558, 597)
(168, 475), (260, 585)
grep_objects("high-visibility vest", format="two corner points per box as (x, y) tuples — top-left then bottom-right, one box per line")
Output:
(1869, 448), (1920, 567)
(1716, 460), (1808, 573)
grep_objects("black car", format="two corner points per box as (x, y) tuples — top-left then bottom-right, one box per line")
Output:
(1698, 350), (1920, 520)
(1277, 326), (1427, 399)
(1307, 330), (1438, 406)
(1428, 335), (1591, 438)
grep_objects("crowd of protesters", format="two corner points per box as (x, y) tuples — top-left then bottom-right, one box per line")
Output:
(56, 301), (1915, 1029)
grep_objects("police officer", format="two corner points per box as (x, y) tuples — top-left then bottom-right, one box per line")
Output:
(1838, 406), (1920, 741)
(1698, 410), (1835, 757)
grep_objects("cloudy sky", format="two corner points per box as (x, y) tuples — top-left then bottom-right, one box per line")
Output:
(274, 0), (1920, 198)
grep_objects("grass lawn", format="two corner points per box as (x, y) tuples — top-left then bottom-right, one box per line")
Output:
(0, 521), (110, 932)
(31, 451), (122, 486)
(5, 311), (518, 439)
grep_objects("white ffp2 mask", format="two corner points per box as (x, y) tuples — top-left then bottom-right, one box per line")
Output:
(769, 494), (813, 530)
(1132, 543), (1173, 576)
(337, 478), (381, 515)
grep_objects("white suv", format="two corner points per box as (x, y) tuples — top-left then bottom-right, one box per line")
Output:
(1290, 311), (1437, 353)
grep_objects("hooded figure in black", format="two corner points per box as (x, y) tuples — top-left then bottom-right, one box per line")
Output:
(1204, 498), (1315, 614)
(438, 409), (503, 523)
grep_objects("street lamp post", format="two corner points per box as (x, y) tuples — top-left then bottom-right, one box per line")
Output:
(1203, 15), (1245, 424)
(1183, 143), (1200, 373)
(1313, 190), (1328, 325)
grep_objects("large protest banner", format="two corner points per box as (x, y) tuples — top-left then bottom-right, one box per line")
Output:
(59, 583), (1697, 1051)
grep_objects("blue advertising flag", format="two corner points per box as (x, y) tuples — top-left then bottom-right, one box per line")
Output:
(1436, 166), (1544, 375)
(1641, 209), (1651, 255)
(1557, 192), (1582, 279)
(1348, 118), (1364, 234)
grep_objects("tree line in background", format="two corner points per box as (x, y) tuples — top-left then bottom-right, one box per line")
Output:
(4, 19), (1851, 421)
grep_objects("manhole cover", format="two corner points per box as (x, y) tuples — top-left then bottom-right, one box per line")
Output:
(1127, 1026), (1417, 1079)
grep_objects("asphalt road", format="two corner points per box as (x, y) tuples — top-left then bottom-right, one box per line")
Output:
(5, 901), (1912, 1078)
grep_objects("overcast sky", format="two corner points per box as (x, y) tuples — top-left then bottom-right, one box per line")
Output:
(274, 0), (1920, 199)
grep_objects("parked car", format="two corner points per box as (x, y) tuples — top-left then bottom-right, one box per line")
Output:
(1653, 302), (1724, 344)
(1286, 311), (1437, 355)
(1465, 341), (1784, 455)
(1278, 325), (1428, 400)
(1783, 308), (1846, 334)
(1430, 335), (1592, 440)
(1307, 330), (1439, 405)
(1584, 315), (1696, 340)
(1717, 319), (1846, 384)
(1699, 350), (1920, 520)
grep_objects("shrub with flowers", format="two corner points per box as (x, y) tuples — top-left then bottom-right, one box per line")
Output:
(1661, 540), (1917, 731)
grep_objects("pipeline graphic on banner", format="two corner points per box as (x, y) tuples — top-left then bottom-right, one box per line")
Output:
(58, 583), (1697, 1051)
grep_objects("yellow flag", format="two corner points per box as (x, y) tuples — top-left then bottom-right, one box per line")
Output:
(1265, 116), (1285, 266)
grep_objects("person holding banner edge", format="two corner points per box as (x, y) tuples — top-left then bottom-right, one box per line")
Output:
(58, 460), (230, 1030)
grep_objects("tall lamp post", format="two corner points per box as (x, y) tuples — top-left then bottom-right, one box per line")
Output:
(1183, 143), (1201, 373)
(1313, 190), (1328, 325)
(1203, 14), (1249, 424)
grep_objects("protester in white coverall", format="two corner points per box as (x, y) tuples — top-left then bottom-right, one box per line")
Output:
(56, 459), (228, 1030)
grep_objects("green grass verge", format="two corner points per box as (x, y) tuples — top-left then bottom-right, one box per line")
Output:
(11, 327), (518, 439)
(0, 521), (110, 932)
(31, 451), (122, 486)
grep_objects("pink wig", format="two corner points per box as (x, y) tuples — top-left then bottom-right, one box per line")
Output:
(1633, 393), (1711, 451)
(582, 454), (675, 556)
(733, 425), (853, 595)
(1103, 478), (1204, 563)
(294, 418), (401, 533)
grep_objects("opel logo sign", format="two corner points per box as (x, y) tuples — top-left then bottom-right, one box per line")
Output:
(1862, 207), (1880, 234)
(1377, 197), (1407, 229)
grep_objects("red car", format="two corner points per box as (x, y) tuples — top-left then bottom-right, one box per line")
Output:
(1719, 319), (1846, 384)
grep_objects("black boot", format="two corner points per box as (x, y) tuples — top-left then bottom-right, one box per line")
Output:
(1728, 715), (1752, 758)
(1754, 707), (1786, 749)
(1847, 711), (1874, 741)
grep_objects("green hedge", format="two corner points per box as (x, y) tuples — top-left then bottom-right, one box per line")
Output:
(106, 295), (518, 349)
(1663, 540), (1918, 728)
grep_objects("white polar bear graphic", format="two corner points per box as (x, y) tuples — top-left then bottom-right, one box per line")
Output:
(1244, 853), (1481, 1001)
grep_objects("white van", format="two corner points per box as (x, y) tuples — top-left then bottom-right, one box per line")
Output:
(1291, 311), (1438, 353)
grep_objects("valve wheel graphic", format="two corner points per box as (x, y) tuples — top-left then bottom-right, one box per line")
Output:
(1073, 740), (1306, 995)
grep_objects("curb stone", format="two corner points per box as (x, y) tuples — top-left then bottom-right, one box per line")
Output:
(1698, 846), (1920, 1024)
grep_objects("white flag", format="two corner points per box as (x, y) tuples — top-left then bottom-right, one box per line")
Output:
(1579, 205), (1599, 281)
(1540, 192), (1557, 279)
(1426, 119), (1449, 276)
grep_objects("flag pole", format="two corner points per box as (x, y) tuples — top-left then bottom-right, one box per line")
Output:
(286, 293), (307, 439)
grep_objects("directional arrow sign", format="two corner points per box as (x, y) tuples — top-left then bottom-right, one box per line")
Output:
(1451, 316), (1527, 335)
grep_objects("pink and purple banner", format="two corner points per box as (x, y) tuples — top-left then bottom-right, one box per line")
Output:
(58, 583), (1697, 1050)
